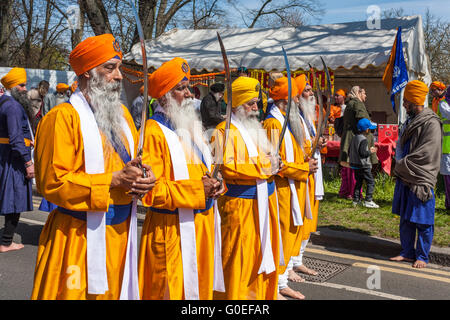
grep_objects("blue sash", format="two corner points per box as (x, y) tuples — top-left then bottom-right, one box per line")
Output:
(265, 113), (293, 135)
(225, 180), (275, 199)
(300, 111), (315, 137)
(109, 130), (131, 164)
(57, 203), (132, 225)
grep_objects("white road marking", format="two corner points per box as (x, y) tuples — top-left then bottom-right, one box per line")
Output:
(306, 281), (415, 300)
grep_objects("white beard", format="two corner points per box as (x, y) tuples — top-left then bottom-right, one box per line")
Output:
(234, 106), (273, 155)
(164, 93), (207, 162)
(299, 95), (316, 124)
(55, 92), (67, 106)
(87, 68), (125, 159)
(288, 102), (305, 151)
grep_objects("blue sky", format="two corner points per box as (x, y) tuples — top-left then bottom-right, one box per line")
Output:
(235, 0), (448, 26)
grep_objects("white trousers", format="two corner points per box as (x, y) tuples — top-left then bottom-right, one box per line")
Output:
(291, 238), (310, 267)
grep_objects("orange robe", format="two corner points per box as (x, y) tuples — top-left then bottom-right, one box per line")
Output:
(433, 97), (445, 114)
(31, 103), (138, 300)
(211, 121), (280, 300)
(138, 119), (216, 300)
(263, 115), (309, 274)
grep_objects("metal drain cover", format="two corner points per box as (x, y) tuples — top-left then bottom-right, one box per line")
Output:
(294, 257), (350, 283)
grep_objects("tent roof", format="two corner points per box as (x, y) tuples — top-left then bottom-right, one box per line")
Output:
(125, 15), (429, 79)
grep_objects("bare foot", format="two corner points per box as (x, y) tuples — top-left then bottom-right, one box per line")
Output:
(277, 293), (288, 300)
(412, 260), (427, 269)
(389, 255), (414, 262)
(0, 242), (24, 253)
(293, 264), (318, 276)
(279, 287), (305, 300)
(288, 269), (305, 282)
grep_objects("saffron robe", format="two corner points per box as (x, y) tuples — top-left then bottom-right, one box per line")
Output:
(31, 103), (137, 300)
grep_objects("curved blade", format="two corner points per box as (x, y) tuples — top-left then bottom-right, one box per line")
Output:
(277, 46), (292, 152)
(211, 32), (232, 179)
(308, 64), (323, 159)
(318, 56), (333, 137)
(130, 1), (148, 159)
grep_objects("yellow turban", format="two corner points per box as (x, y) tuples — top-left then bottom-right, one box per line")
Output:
(1, 67), (27, 90)
(69, 34), (123, 76)
(294, 74), (309, 95)
(56, 83), (70, 93)
(148, 57), (191, 99)
(225, 76), (261, 108)
(404, 80), (429, 106)
(430, 81), (446, 91)
(269, 77), (298, 100)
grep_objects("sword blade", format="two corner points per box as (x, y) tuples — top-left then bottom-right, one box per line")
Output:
(130, 1), (148, 161)
(318, 56), (333, 138)
(277, 46), (292, 152)
(308, 64), (323, 159)
(211, 32), (232, 179)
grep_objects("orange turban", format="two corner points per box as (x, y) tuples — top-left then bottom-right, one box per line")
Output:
(1, 67), (27, 90)
(69, 34), (123, 76)
(430, 81), (446, 90)
(294, 74), (309, 95)
(404, 80), (429, 106)
(70, 81), (78, 93)
(56, 83), (69, 93)
(224, 76), (261, 108)
(269, 77), (298, 100)
(335, 89), (346, 98)
(148, 57), (191, 99)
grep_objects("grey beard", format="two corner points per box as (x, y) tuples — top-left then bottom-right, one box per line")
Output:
(87, 69), (125, 157)
(289, 103), (305, 152)
(11, 87), (34, 121)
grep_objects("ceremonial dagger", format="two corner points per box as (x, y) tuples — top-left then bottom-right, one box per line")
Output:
(276, 46), (293, 152)
(210, 32), (232, 180)
(130, 1), (148, 178)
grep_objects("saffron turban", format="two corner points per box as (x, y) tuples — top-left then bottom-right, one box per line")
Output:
(224, 76), (261, 108)
(404, 80), (429, 106)
(70, 81), (78, 93)
(1, 67), (27, 90)
(148, 57), (191, 99)
(430, 81), (446, 91)
(69, 34), (123, 76)
(294, 74), (309, 95)
(336, 89), (346, 98)
(269, 77), (298, 100)
(56, 83), (70, 93)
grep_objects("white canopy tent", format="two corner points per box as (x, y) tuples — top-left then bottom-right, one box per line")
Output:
(124, 15), (431, 124)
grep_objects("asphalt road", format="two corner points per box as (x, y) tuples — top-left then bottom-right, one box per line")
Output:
(1, 198), (450, 301)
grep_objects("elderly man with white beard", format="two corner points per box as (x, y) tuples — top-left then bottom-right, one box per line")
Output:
(31, 34), (156, 300)
(263, 76), (319, 300)
(211, 76), (282, 300)
(138, 57), (225, 300)
(289, 74), (326, 278)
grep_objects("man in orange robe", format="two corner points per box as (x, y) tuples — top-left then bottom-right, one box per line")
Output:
(264, 77), (318, 300)
(31, 34), (156, 300)
(430, 81), (446, 114)
(138, 57), (224, 300)
(212, 76), (282, 300)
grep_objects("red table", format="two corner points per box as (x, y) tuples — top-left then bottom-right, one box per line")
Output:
(325, 139), (396, 175)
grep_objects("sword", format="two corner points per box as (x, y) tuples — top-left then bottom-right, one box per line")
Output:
(318, 56), (334, 138)
(211, 32), (232, 180)
(276, 46), (293, 152)
(308, 64), (324, 159)
(130, 0), (148, 178)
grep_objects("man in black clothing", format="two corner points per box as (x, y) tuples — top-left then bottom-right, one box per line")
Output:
(200, 82), (225, 130)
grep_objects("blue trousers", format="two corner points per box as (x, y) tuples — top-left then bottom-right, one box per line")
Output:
(399, 217), (434, 263)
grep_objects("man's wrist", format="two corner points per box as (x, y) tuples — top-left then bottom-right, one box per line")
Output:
(25, 161), (33, 168)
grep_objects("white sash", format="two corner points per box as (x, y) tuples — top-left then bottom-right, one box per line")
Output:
(70, 89), (139, 299)
(230, 114), (276, 274)
(156, 121), (225, 298)
(270, 106), (303, 226)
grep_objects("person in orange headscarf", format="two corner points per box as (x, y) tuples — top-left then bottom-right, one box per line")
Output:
(430, 81), (446, 114)
(31, 34), (156, 300)
(329, 89), (347, 123)
(0, 67), (34, 253)
(211, 76), (282, 300)
(264, 77), (318, 300)
(138, 57), (225, 300)
(391, 80), (442, 269)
